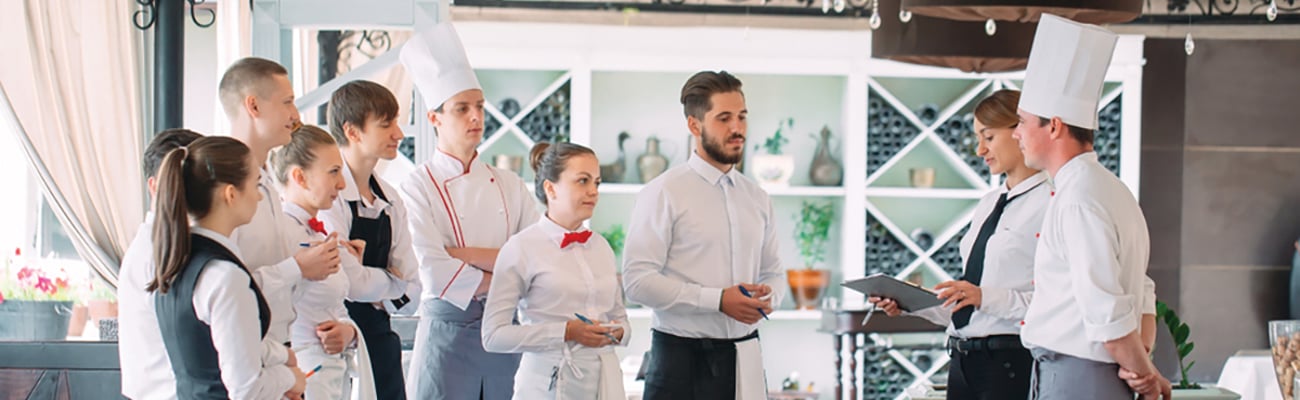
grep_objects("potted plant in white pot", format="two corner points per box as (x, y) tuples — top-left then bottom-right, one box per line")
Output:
(787, 200), (834, 310)
(751, 118), (795, 187)
(1157, 301), (1240, 399)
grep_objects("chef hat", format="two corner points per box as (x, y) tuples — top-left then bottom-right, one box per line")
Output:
(1019, 13), (1117, 130)
(400, 22), (481, 111)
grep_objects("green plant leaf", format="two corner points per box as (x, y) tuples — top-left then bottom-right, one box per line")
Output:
(1178, 342), (1194, 358)
(1156, 301), (1168, 317)
(1175, 324), (1190, 344)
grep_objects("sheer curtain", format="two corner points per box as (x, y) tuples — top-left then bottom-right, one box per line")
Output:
(0, 0), (146, 285)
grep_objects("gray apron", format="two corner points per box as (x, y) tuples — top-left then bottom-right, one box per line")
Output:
(407, 297), (521, 400)
(1029, 348), (1134, 400)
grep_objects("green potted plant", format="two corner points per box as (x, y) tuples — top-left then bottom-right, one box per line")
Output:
(599, 224), (626, 260)
(787, 200), (834, 310)
(1156, 301), (1241, 399)
(0, 248), (77, 340)
(751, 118), (795, 186)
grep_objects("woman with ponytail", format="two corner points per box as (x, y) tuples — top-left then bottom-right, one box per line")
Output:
(481, 142), (628, 399)
(149, 136), (306, 400)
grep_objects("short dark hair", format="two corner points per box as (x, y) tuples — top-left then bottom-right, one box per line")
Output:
(143, 128), (203, 179)
(680, 71), (744, 121)
(329, 80), (400, 146)
(1037, 116), (1094, 145)
(218, 57), (289, 118)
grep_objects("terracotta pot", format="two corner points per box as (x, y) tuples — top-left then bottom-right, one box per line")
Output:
(786, 269), (831, 310)
(88, 299), (118, 326)
(67, 304), (88, 337)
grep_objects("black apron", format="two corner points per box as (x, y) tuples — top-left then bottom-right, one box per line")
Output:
(642, 329), (759, 400)
(344, 177), (409, 400)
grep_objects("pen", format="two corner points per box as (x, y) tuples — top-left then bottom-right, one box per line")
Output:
(736, 286), (770, 321)
(299, 242), (346, 248)
(304, 364), (323, 379)
(573, 313), (620, 344)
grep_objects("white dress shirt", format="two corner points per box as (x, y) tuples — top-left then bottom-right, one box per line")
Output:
(622, 153), (786, 339)
(283, 202), (394, 348)
(398, 150), (539, 310)
(482, 216), (629, 399)
(1022, 152), (1156, 363)
(911, 172), (1050, 338)
(318, 153), (421, 314)
(232, 169), (304, 344)
(191, 227), (296, 400)
(118, 213), (176, 400)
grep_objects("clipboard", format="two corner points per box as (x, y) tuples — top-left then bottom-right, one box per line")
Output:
(842, 274), (943, 312)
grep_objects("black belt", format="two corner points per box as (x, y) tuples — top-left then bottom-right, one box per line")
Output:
(652, 329), (759, 350)
(947, 335), (1024, 353)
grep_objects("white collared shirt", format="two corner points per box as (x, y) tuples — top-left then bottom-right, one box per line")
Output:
(190, 226), (296, 400)
(622, 153), (786, 339)
(231, 169), (304, 344)
(283, 201), (405, 348)
(117, 214), (175, 400)
(1022, 152), (1156, 363)
(481, 216), (630, 354)
(911, 172), (1051, 338)
(318, 153), (422, 314)
(398, 150), (539, 310)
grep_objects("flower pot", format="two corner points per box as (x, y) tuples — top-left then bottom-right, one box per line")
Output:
(786, 269), (831, 310)
(1170, 386), (1240, 400)
(752, 154), (795, 186)
(88, 299), (118, 327)
(0, 300), (73, 340)
(67, 304), (88, 337)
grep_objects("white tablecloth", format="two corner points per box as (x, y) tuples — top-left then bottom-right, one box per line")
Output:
(1218, 350), (1283, 400)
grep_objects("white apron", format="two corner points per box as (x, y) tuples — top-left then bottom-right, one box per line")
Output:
(293, 319), (376, 400)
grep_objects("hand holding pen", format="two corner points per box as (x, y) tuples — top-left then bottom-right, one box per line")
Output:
(566, 313), (620, 347)
(720, 284), (773, 324)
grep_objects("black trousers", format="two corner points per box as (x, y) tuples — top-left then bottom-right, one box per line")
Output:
(947, 340), (1033, 400)
(642, 329), (759, 400)
(346, 301), (405, 400)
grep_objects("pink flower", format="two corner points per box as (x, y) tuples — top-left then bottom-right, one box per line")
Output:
(35, 277), (55, 295)
(16, 266), (33, 282)
(13, 247), (20, 256)
(0, 290), (5, 304)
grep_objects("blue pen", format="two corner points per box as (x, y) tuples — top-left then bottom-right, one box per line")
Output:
(737, 286), (770, 321)
(574, 313), (620, 344)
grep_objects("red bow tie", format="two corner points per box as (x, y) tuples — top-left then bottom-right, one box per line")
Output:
(561, 231), (592, 249)
(307, 218), (327, 235)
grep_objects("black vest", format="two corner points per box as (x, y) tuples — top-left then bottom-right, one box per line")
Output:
(156, 234), (271, 399)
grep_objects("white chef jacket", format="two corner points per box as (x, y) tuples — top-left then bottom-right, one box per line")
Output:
(231, 169), (305, 344)
(622, 153), (786, 339)
(117, 213), (176, 400)
(482, 216), (629, 399)
(911, 172), (1051, 338)
(398, 150), (540, 310)
(191, 226), (297, 400)
(317, 153), (421, 313)
(1021, 152), (1156, 363)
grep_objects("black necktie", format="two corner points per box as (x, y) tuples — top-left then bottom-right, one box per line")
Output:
(953, 192), (1018, 329)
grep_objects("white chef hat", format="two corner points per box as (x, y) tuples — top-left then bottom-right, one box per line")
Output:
(400, 22), (481, 111)
(1019, 13), (1117, 130)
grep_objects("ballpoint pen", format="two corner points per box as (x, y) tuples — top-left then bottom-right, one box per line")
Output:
(736, 286), (770, 321)
(573, 313), (620, 344)
(304, 364), (323, 379)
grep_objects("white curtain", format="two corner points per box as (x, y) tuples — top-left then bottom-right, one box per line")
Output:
(213, 0), (253, 135)
(0, 0), (146, 285)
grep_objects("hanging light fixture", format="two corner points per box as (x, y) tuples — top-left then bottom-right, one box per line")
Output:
(871, 0), (1036, 72)
(899, 0), (1142, 24)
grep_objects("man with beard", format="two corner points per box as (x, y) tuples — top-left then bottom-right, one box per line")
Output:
(623, 70), (786, 400)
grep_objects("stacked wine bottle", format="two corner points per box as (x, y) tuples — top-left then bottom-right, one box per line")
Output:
(865, 215), (917, 277)
(398, 136), (416, 162)
(933, 112), (991, 180)
(1095, 96), (1123, 176)
(931, 226), (969, 279)
(517, 82), (571, 143)
(483, 111), (502, 142)
(859, 344), (913, 400)
(867, 92), (921, 176)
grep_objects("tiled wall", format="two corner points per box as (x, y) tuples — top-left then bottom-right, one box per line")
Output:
(1141, 38), (1300, 382)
